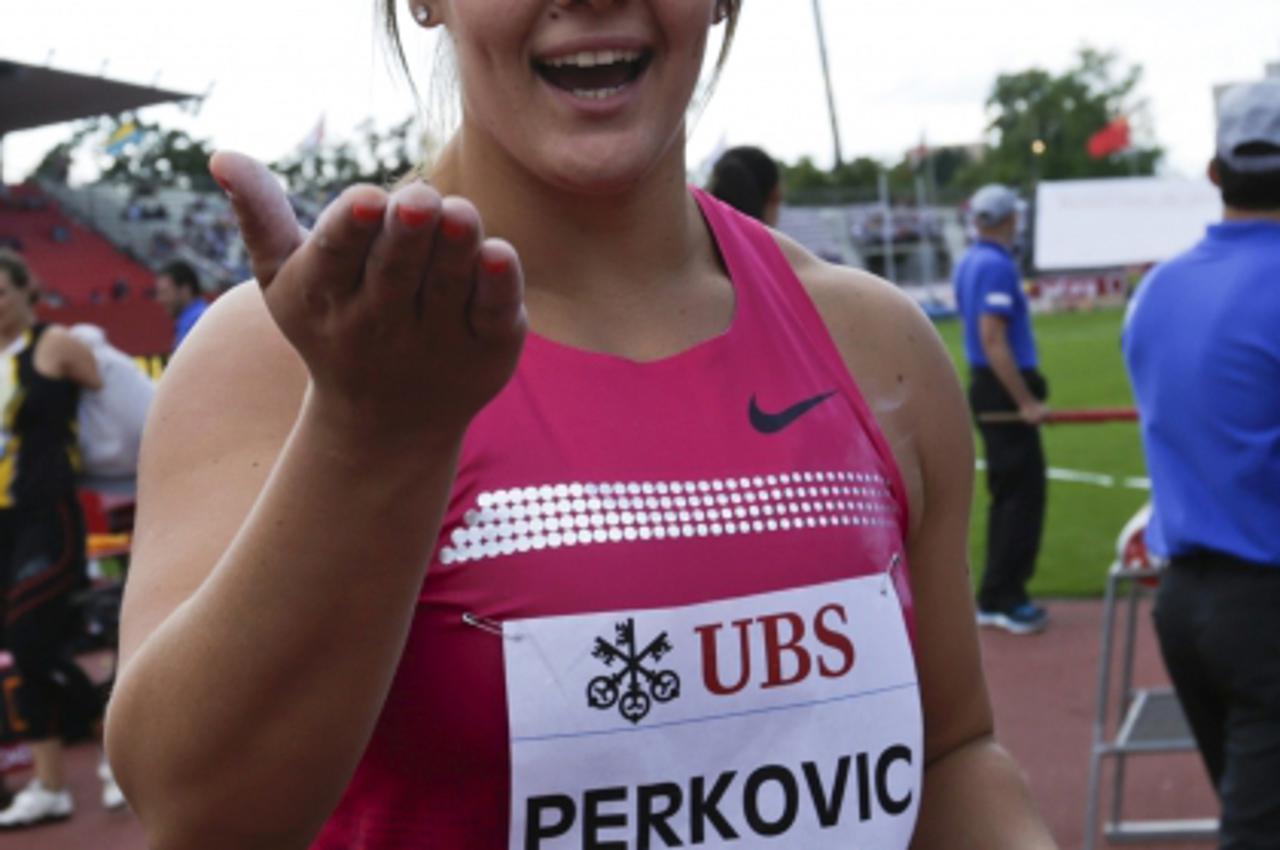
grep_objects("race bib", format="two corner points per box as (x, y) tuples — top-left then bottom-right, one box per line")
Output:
(504, 576), (921, 850)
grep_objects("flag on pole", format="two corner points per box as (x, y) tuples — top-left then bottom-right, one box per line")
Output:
(1087, 117), (1131, 159)
(102, 120), (142, 155)
(298, 115), (326, 153)
(908, 132), (929, 171)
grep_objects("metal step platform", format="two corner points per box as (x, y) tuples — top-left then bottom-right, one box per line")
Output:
(1083, 551), (1219, 848)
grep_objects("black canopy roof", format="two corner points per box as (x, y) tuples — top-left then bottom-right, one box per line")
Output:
(0, 58), (197, 135)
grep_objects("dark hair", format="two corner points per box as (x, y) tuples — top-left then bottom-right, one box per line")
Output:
(1215, 149), (1280, 211)
(0, 248), (31, 291)
(159, 260), (201, 294)
(708, 146), (779, 221)
(376, 0), (742, 99)
(0, 249), (38, 306)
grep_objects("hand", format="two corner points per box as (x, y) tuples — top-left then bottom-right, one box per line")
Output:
(208, 152), (526, 442)
(1018, 400), (1049, 425)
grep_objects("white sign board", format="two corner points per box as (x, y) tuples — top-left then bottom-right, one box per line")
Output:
(1034, 177), (1221, 270)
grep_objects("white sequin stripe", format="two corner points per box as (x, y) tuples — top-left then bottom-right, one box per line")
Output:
(439, 470), (897, 566)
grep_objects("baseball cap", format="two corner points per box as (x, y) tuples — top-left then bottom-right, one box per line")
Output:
(1216, 81), (1280, 173)
(969, 184), (1018, 226)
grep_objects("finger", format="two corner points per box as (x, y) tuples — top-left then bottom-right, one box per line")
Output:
(420, 197), (484, 307)
(362, 181), (444, 309)
(209, 151), (306, 287)
(469, 239), (526, 343)
(290, 185), (390, 303)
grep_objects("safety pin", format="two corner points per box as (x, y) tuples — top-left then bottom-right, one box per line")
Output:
(881, 552), (903, 596)
(462, 612), (521, 641)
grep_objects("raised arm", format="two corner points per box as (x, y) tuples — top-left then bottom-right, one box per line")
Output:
(786, 239), (1057, 848)
(106, 154), (526, 850)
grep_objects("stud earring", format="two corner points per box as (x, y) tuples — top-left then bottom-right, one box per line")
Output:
(413, 5), (431, 25)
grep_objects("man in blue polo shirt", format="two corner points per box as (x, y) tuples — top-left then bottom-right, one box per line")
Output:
(154, 260), (208, 351)
(954, 184), (1050, 635)
(1123, 80), (1280, 846)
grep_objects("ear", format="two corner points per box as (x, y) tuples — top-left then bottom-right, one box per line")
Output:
(1207, 158), (1221, 188)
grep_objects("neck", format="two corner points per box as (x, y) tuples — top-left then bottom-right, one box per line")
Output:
(1223, 206), (1280, 224)
(0, 316), (31, 348)
(430, 119), (707, 305)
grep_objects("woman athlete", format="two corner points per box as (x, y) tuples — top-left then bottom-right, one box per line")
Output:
(107, 2), (1058, 848)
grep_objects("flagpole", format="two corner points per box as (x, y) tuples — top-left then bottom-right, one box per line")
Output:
(810, 0), (844, 169)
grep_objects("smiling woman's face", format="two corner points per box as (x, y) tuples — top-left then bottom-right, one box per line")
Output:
(438, 0), (720, 194)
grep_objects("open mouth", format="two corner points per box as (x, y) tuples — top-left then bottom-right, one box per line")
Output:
(533, 49), (653, 100)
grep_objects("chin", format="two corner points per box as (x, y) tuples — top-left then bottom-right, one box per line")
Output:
(537, 132), (681, 197)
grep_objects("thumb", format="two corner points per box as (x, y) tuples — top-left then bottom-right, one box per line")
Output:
(209, 150), (306, 288)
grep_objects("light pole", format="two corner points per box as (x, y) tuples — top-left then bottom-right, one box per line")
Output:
(811, 0), (844, 169)
(1028, 139), (1047, 273)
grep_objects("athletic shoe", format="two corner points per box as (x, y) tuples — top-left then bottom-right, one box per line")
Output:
(0, 779), (73, 828)
(976, 602), (1049, 635)
(99, 758), (127, 811)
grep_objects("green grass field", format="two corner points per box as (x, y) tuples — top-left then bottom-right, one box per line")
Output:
(933, 307), (1149, 597)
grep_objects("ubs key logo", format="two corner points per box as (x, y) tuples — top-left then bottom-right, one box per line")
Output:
(586, 619), (681, 724)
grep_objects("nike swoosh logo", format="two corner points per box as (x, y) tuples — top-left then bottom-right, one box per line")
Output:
(748, 391), (838, 434)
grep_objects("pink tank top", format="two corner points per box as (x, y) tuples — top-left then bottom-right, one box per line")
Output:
(313, 191), (920, 850)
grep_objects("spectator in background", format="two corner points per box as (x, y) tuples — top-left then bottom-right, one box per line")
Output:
(153, 260), (207, 351)
(953, 185), (1050, 635)
(708, 145), (782, 225)
(68, 324), (154, 485)
(0, 249), (104, 828)
(1122, 80), (1280, 846)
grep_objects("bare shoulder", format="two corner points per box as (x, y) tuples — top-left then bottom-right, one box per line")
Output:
(38, 322), (73, 342)
(33, 322), (100, 385)
(34, 322), (81, 355)
(121, 282), (306, 663)
(771, 231), (935, 357)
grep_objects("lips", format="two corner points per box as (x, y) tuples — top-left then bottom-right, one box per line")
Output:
(533, 48), (653, 99)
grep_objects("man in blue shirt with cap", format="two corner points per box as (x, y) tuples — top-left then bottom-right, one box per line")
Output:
(953, 184), (1050, 635)
(1123, 80), (1280, 846)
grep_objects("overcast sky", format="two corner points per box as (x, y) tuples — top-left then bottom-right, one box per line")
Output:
(4, 0), (1279, 185)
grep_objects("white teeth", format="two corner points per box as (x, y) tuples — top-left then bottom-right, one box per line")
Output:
(571, 85), (625, 100)
(544, 49), (642, 68)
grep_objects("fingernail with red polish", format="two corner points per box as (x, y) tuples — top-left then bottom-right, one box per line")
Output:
(481, 255), (510, 276)
(397, 205), (433, 228)
(441, 217), (469, 241)
(215, 176), (234, 197)
(352, 203), (385, 224)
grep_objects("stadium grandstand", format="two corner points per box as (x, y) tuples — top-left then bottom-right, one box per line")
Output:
(1, 57), (197, 362)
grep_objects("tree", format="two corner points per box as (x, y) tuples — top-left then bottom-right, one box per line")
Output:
(968, 47), (1162, 190)
(32, 115), (217, 190)
(271, 117), (427, 195)
(782, 155), (887, 205)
